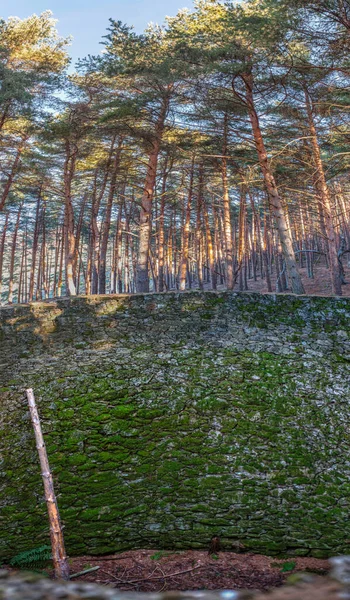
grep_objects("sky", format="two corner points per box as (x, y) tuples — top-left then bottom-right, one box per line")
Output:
(0, 0), (195, 67)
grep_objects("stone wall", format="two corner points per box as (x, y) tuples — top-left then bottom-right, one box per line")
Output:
(0, 291), (349, 560)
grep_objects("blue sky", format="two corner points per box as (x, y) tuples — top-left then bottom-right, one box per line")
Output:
(1, 0), (194, 66)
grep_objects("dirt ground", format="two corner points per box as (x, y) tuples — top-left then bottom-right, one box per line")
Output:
(66, 550), (330, 593)
(232, 263), (350, 297)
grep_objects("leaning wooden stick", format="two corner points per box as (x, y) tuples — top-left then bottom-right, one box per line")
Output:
(26, 388), (70, 580)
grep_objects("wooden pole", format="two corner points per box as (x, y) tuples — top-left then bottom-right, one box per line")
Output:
(26, 388), (70, 580)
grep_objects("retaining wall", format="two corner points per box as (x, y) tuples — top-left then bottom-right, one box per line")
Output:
(0, 291), (349, 559)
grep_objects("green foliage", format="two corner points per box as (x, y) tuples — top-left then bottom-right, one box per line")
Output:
(281, 561), (296, 572)
(9, 545), (52, 569)
(150, 551), (166, 560)
(0, 11), (69, 109)
(150, 550), (180, 560)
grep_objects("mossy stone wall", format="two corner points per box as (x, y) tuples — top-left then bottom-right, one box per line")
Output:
(0, 291), (349, 560)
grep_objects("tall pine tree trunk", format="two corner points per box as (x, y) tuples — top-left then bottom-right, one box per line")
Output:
(179, 159), (194, 291)
(29, 188), (42, 302)
(8, 205), (22, 304)
(196, 164), (204, 290)
(237, 185), (247, 290)
(222, 114), (234, 289)
(203, 197), (217, 290)
(304, 87), (342, 295)
(158, 158), (169, 292)
(136, 96), (169, 292)
(63, 141), (77, 296)
(0, 212), (9, 301)
(99, 140), (124, 293)
(237, 72), (305, 295)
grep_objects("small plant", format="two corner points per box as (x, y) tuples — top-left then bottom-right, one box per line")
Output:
(9, 545), (52, 569)
(281, 561), (296, 573)
(150, 551), (166, 561)
(150, 551), (177, 561)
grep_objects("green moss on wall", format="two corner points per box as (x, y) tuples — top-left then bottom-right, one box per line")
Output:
(0, 291), (349, 560)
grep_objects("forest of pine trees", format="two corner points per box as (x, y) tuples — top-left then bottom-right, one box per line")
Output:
(0, 0), (349, 303)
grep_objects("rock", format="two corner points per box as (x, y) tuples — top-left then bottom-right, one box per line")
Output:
(0, 291), (349, 559)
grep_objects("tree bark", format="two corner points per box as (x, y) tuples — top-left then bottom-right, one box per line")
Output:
(8, 204), (22, 304)
(237, 185), (247, 290)
(237, 72), (305, 295)
(304, 87), (342, 295)
(136, 96), (169, 292)
(29, 189), (42, 302)
(179, 159), (195, 291)
(158, 158), (170, 292)
(63, 141), (77, 296)
(0, 212), (9, 301)
(222, 114), (234, 289)
(203, 196), (217, 290)
(196, 164), (204, 290)
(26, 389), (70, 581)
(99, 139), (124, 293)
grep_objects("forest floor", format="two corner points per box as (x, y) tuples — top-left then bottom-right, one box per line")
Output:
(229, 263), (350, 297)
(65, 550), (330, 593)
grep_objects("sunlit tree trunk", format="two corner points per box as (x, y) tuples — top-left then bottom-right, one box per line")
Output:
(222, 114), (234, 289)
(0, 212), (9, 301)
(29, 188), (42, 302)
(63, 141), (77, 296)
(238, 185), (247, 290)
(99, 139), (124, 293)
(57, 223), (64, 297)
(136, 95), (169, 292)
(18, 232), (25, 304)
(196, 164), (204, 290)
(203, 195), (217, 290)
(304, 87), (342, 295)
(179, 159), (194, 291)
(237, 72), (305, 295)
(8, 205), (22, 304)
(158, 158), (169, 293)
